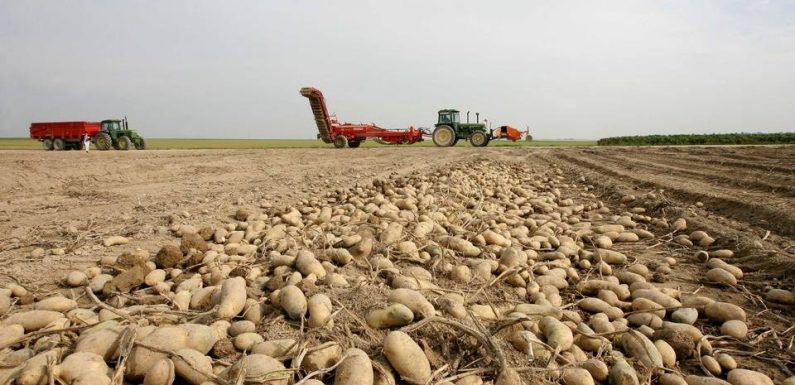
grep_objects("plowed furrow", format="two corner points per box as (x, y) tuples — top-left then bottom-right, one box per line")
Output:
(553, 151), (795, 236)
(668, 153), (795, 175)
(590, 152), (795, 197)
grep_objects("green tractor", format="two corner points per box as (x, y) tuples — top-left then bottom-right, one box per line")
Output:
(431, 109), (490, 147)
(94, 117), (146, 150)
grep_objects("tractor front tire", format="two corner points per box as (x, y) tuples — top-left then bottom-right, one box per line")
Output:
(432, 125), (456, 147)
(470, 131), (489, 147)
(95, 133), (112, 151)
(135, 138), (147, 150)
(333, 136), (348, 149)
(118, 136), (132, 151)
(53, 139), (66, 151)
(42, 139), (54, 151)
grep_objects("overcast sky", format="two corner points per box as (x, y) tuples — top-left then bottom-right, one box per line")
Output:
(1, 1), (794, 139)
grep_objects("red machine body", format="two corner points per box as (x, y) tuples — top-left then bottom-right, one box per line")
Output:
(492, 125), (524, 141)
(300, 87), (424, 148)
(29, 121), (101, 140)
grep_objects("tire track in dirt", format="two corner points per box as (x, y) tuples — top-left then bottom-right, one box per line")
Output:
(585, 151), (795, 197)
(552, 150), (795, 237)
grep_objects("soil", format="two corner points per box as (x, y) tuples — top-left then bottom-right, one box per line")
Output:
(0, 145), (793, 382)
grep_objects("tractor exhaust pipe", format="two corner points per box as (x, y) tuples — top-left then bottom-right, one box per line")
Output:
(476, 112), (480, 124)
(467, 111), (470, 124)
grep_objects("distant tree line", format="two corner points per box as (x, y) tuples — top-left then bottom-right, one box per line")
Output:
(597, 132), (795, 146)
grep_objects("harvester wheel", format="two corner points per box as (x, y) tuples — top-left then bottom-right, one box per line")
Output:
(348, 140), (361, 148)
(42, 139), (54, 151)
(95, 133), (112, 151)
(135, 138), (147, 150)
(469, 131), (489, 147)
(333, 135), (348, 148)
(432, 125), (456, 147)
(118, 136), (132, 151)
(53, 139), (66, 151)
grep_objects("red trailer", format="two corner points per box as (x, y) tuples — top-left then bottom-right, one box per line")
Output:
(300, 87), (425, 148)
(29, 121), (101, 151)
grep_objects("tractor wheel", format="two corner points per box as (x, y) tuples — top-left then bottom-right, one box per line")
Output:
(135, 138), (147, 150)
(42, 139), (54, 151)
(53, 139), (66, 151)
(348, 140), (361, 148)
(95, 133), (112, 150)
(432, 125), (456, 147)
(118, 136), (132, 151)
(333, 136), (348, 148)
(452, 138), (459, 146)
(469, 131), (489, 147)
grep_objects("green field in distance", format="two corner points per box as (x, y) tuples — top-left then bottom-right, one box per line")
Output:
(0, 138), (596, 150)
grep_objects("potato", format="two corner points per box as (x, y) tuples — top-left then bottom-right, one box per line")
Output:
(579, 359), (608, 382)
(143, 358), (175, 385)
(251, 339), (297, 358)
(577, 298), (611, 313)
(66, 271), (88, 287)
(576, 280), (630, 300)
(279, 285), (307, 320)
(34, 296), (77, 312)
(103, 235), (129, 247)
(172, 348), (213, 385)
(539, 316), (573, 351)
(706, 259), (742, 279)
(0, 323), (23, 349)
(145, 269), (167, 286)
(562, 367), (594, 385)
(659, 373), (687, 385)
(75, 322), (125, 360)
(234, 332), (264, 351)
(307, 294), (333, 328)
(594, 249), (627, 264)
(631, 289), (682, 308)
(228, 320), (256, 337)
(127, 326), (189, 380)
(295, 251), (327, 279)
(382, 331), (431, 385)
(333, 348), (373, 385)
(720, 320), (747, 340)
(54, 351), (111, 385)
(683, 376), (731, 385)
(654, 339), (676, 368)
(619, 330), (663, 369)
(366, 303), (414, 329)
(216, 277), (247, 319)
(2, 310), (65, 332)
(704, 302), (746, 322)
(726, 369), (774, 385)
(223, 354), (288, 385)
(701, 355), (721, 375)
(765, 288), (795, 305)
(302, 343), (342, 372)
(388, 288), (434, 319)
(706, 268), (737, 286)
(509, 330), (551, 361)
(607, 359), (638, 385)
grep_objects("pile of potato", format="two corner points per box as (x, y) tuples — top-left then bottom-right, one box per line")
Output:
(1, 160), (792, 385)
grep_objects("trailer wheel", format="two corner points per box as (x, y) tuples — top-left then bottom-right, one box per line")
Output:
(348, 140), (361, 148)
(53, 139), (66, 151)
(95, 133), (112, 151)
(469, 131), (489, 147)
(118, 136), (132, 151)
(42, 139), (54, 151)
(333, 136), (348, 148)
(432, 125), (456, 147)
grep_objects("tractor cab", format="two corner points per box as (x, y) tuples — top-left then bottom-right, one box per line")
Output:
(101, 120), (124, 133)
(437, 109), (460, 126)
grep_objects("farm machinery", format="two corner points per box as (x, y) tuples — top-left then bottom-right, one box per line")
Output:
(300, 87), (528, 148)
(29, 117), (146, 151)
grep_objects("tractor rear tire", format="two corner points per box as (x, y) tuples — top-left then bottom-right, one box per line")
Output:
(42, 139), (54, 151)
(470, 131), (489, 147)
(333, 136), (348, 148)
(95, 133), (112, 151)
(53, 139), (66, 151)
(348, 140), (361, 148)
(432, 125), (456, 147)
(118, 136), (132, 151)
(135, 138), (147, 150)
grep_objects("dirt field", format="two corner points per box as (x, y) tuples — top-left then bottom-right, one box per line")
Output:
(0, 145), (793, 383)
